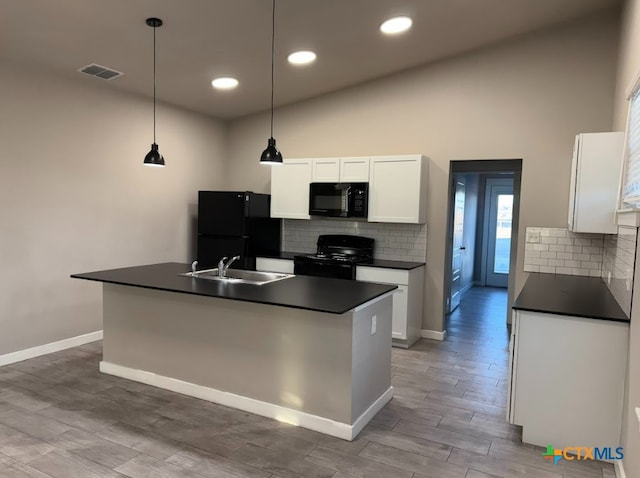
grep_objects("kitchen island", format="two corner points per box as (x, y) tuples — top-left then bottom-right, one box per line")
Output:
(71, 262), (396, 440)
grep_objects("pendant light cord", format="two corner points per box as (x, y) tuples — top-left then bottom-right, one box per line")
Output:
(270, 0), (275, 138)
(153, 23), (157, 144)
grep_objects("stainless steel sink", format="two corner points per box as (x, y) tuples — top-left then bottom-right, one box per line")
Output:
(180, 268), (294, 285)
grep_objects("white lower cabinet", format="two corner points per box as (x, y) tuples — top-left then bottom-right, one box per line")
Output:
(508, 309), (628, 450)
(255, 257), (294, 274)
(356, 265), (424, 347)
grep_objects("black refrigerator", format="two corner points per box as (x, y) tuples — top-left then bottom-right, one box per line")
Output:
(197, 191), (281, 270)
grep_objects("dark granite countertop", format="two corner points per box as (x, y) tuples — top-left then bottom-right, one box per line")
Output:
(71, 262), (396, 315)
(359, 260), (425, 270)
(513, 273), (629, 322)
(258, 251), (425, 270)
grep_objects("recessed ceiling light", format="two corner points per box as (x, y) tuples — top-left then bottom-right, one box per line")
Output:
(380, 16), (412, 35)
(211, 77), (239, 90)
(287, 50), (317, 65)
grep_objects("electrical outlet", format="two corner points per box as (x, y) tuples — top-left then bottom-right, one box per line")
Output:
(526, 228), (541, 244)
(371, 315), (377, 335)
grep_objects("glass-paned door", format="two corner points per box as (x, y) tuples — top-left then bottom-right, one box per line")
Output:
(484, 178), (514, 288)
(493, 194), (513, 274)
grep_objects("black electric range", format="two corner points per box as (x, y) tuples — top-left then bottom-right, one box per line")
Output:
(294, 235), (374, 280)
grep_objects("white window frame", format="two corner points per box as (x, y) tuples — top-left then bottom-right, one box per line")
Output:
(617, 67), (640, 226)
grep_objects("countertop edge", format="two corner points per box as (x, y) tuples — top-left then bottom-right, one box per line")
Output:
(512, 304), (630, 323)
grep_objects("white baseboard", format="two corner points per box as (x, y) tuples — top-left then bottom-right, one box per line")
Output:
(100, 361), (393, 441)
(421, 329), (447, 341)
(0, 331), (103, 367)
(615, 460), (626, 478)
(350, 387), (394, 439)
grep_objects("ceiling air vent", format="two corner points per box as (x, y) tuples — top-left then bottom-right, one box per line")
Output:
(78, 63), (123, 80)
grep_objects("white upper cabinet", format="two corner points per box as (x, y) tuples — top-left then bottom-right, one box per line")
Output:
(568, 132), (623, 234)
(312, 158), (340, 182)
(339, 157), (370, 182)
(368, 155), (428, 224)
(311, 157), (370, 182)
(270, 159), (312, 219)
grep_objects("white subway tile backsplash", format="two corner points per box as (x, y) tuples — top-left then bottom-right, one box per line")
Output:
(583, 246), (603, 254)
(601, 225), (638, 317)
(282, 218), (427, 262)
(550, 229), (568, 238)
(524, 227), (603, 276)
(565, 245), (583, 253)
(572, 268), (590, 276)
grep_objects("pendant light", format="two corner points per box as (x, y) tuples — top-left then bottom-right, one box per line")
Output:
(143, 17), (165, 167)
(260, 0), (283, 165)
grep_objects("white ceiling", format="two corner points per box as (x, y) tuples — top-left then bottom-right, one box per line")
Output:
(0, 0), (621, 120)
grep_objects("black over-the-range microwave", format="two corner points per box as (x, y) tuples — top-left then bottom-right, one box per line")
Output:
(309, 182), (368, 218)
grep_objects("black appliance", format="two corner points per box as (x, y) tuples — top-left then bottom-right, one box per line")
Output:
(197, 191), (281, 270)
(293, 235), (374, 280)
(309, 182), (368, 218)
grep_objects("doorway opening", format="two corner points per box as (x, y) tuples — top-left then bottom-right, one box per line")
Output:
(444, 160), (522, 327)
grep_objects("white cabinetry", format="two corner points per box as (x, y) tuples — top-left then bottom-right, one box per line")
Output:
(368, 155), (428, 224)
(311, 157), (370, 183)
(508, 309), (628, 449)
(356, 265), (424, 347)
(568, 132), (623, 234)
(340, 157), (370, 182)
(255, 257), (294, 274)
(312, 158), (340, 182)
(270, 159), (312, 219)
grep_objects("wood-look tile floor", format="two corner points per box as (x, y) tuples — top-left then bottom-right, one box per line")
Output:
(0, 287), (615, 477)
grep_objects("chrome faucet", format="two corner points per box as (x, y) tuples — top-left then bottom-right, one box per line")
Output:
(191, 260), (198, 275)
(218, 256), (240, 278)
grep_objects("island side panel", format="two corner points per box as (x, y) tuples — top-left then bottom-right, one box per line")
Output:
(351, 295), (393, 422)
(102, 284), (354, 423)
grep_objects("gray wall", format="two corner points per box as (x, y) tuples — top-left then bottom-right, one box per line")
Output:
(0, 60), (227, 356)
(226, 11), (620, 332)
